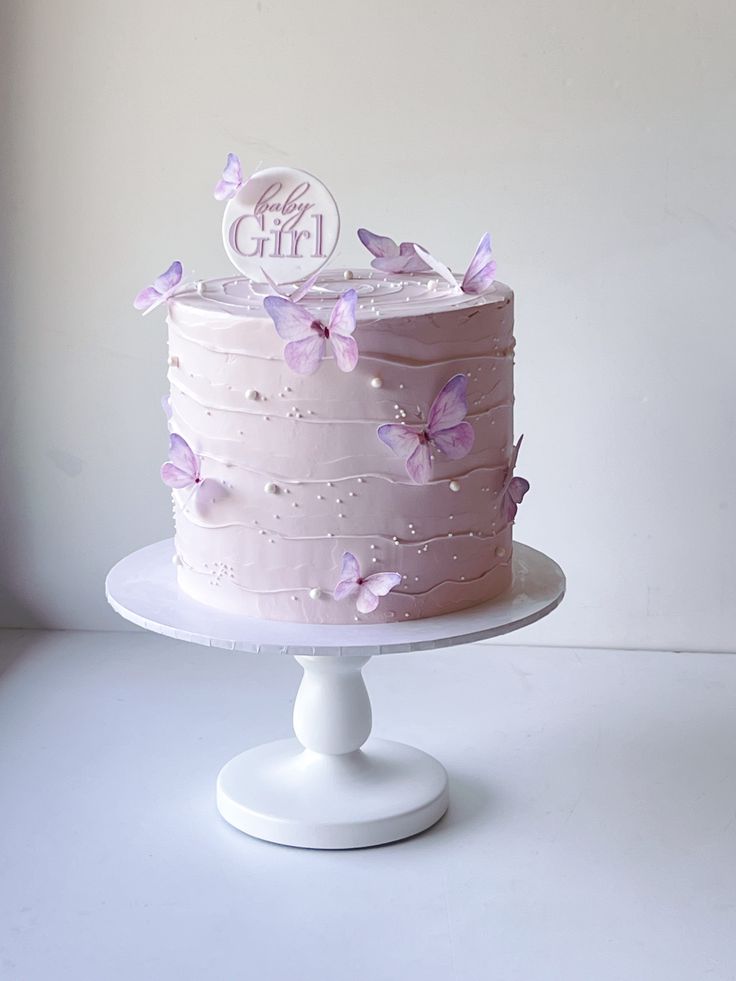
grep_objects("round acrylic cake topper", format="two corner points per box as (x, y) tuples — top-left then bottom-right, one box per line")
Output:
(222, 167), (340, 284)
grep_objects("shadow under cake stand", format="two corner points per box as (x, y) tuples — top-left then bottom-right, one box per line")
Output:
(106, 540), (565, 849)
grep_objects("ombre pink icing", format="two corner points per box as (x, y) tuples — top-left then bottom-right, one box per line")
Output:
(165, 267), (517, 623)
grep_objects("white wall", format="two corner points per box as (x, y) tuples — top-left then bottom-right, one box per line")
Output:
(1, 0), (734, 650)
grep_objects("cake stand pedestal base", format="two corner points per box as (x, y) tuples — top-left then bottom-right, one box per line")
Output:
(217, 654), (448, 848)
(106, 540), (565, 850)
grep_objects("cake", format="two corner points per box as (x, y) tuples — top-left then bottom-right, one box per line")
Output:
(135, 159), (529, 624)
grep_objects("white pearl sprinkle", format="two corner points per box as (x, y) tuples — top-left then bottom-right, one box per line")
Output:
(264, 482), (279, 495)
(370, 376), (383, 389)
(172, 554), (181, 566)
(495, 546), (507, 558)
(343, 269), (354, 280)
(449, 480), (461, 492)
(167, 355), (179, 368)
(370, 544), (376, 549)
(245, 389), (259, 400)
(309, 587), (322, 600)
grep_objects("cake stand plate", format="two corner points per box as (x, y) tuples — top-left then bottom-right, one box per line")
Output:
(106, 540), (565, 849)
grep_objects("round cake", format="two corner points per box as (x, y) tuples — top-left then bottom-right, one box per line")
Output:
(164, 267), (517, 623)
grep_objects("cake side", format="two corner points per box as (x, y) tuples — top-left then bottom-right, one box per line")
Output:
(164, 269), (516, 623)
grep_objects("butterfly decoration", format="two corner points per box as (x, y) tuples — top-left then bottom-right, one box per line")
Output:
(333, 551), (402, 614)
(377, 374), (475, 484)
(263, 289), (359, 375)
(357, 228), (432, 274)
(161, 394), (172, 420)
(500, 436), (530, 523)
(260, 268), (321, 303)
(214, 152), (248, 201)
(160, 433), (201, 489)
(414, 233), (497, 295)
(133, 261), (184, 315)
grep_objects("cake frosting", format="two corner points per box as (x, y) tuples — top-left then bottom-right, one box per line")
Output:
(165, 266), (517, 622)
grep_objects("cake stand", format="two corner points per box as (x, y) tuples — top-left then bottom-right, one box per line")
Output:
(106, 540), (564, 849)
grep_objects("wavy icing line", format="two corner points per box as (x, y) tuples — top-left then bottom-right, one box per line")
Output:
(177, 551), (512, 602)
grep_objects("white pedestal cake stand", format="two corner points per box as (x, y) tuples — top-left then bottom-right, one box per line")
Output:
(106, 539), (565, 849)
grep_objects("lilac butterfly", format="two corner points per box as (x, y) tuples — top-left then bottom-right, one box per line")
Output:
(357, 228), (432, 274)
(500, 436), (530, 523)
(333, 552), (401, 614)
(160, 433), (201, 489)
(261, 268), (321, 303)
(377, 374), (475, 484)
(133, 261), (183, 315)
(214, 152), (247, 201)
(263, 289), (359, 375)
(414, 233), (497, 295)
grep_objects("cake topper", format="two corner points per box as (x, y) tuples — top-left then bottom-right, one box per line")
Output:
(221, 164), (340, 284)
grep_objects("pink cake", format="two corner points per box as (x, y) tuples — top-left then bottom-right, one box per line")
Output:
(138, 161), (529, 624)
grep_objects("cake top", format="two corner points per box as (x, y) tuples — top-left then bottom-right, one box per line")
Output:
(171, 269), (511, 321)
(134, 155), (500, 320)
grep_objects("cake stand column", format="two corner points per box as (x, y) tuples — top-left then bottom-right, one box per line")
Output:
(292, 655), (372, 755)
(216, 652), (450, 849)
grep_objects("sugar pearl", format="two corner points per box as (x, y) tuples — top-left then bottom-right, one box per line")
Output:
(495, 546), (507, 558)
(343, 270), (354, 280)
(370, 376), (383, 389)
(309, 588), (322, 600)
(449, 480), (461, 492)
(245, 389), (259, 400)
(264, 482), (279, 494)
(172, 553), (181, 566)
(168, 355), (179, 368)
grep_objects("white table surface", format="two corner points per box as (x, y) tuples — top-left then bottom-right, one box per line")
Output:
(1, 629), (734, 981)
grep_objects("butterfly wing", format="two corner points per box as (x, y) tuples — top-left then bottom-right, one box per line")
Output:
(363, 572), (401, 597)
(284, 334), (326, 374)
(509, 434), (524, 473)
(357, 228), (399, 259)
(501, 476), (530, 523)
(290, 271), (321, 303)
(168, 433), (199, 479)
(328, 289), (357, 336)
(133, 285), (161, 311)
(405, 440), (432, 484)
(356, 584), (380, 614)
(377, 424), (421, 459)
(413, 245), (458, 289)
(427, 373), (469, 435)
(153, 261), (183, 296)
(330, 333), (359, 372)
(160, 462), (194, 488)
(263, 295), (316, 340)
(461, 232), (497, 294)
(431, 421), (475, 459)
(334, 551), (361, 601)
(161, 394), (172, 420)
(371, 254), (414, 273)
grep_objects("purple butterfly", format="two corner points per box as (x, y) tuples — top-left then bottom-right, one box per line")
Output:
(263, 289), (359, 375)
(261, 268), (320, 303)
(500, 436), (530, 523)
(333, 552), (401, 614)
(133, 261), (183, 315)
(160, 433), (201, 489)
(357, 228), (432, 274)
(214, 152), (247, 201)
(377, 374), (475, 484)
(414, 233), (497, 295)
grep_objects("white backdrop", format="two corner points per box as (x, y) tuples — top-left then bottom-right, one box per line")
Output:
(1, 0), (734, 651)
